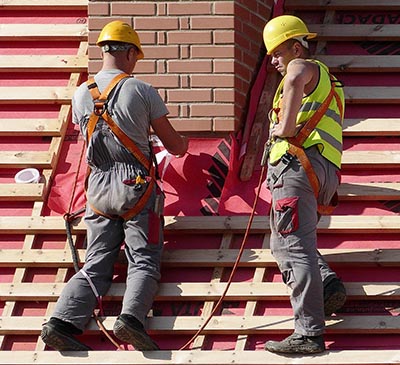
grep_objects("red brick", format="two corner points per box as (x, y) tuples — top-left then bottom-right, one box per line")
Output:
(167, 60), (212, 74)
(168, 31), (212, 45)
(213, 117), (240, 132)
(191, 45), (235, 59)
(88, 3), (109, 16)
(167, 2), (211, 15)
(191, 16), (234, 29)
(214, 2), (235, 15)
(89, 17), (132, 31)
(213, 60), (234, 73)
(141, 46), (180, 59)
(180, 105), (190, 118)
(168, 118), (213, 133)
(135, 17), (179, 30)
(111, 2), (156, 16)
(191, 103), (235, 117)
(157, 3), (167, 16)
(191, 74), (234, 88)
(138, 74), (179, 88)
(134, 60), (156, 74)
(213, 89), (235, 103)
(180, 75), (190, 88)
(180, 17), (190, 30)
(214, 30), (234, 44)
(168, 89), (212, 103)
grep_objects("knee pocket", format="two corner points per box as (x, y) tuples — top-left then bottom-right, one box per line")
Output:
(274, 196), (299, 234)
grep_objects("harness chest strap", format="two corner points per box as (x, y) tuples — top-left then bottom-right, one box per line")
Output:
(85, 74), (156, 221)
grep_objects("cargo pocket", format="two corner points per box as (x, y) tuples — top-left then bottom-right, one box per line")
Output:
(275, 196), (299, 235)
(281, 266), (295, 288)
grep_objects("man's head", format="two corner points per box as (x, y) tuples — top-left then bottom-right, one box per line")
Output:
(263, 15), (316, 56)
(97, 21), (144, 60)
(263, 15), (317, 75)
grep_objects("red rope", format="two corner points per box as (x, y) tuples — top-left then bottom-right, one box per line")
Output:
(179, 164), (266, 350)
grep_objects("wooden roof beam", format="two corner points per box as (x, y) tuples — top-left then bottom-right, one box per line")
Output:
(0, 349), (398, 365)
(0, 315), (398, 335)
(0, 248), (398, 268)
(0, 0), (86, 10)
(0, 55), (87, 73)
(0, 282), (397, 301)
(0, 24), (87, 41)
(0, 215), (400, 234)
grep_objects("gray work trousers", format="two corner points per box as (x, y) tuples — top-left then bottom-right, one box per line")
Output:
(52, 188), (164, 332)
(267, 146), (340, 337)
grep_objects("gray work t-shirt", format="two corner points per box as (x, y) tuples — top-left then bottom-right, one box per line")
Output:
(72, 69), (169, 161)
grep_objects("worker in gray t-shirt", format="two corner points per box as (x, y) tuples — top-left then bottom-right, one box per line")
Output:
(41, 20), (188, 352)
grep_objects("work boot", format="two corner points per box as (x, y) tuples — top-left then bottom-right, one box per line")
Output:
(41, 317), (91, 351)
(113, 314), (159, 351)
(324, 277), (347, 316)
(264, 332), (326, 354)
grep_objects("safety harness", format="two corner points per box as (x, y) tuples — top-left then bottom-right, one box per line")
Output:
(268, 73), (344, 215)
(85, 73), (157, 221)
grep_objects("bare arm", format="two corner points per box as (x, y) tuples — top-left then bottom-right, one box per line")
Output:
(151, 115), (188, 157)
(272, 59), (317, 138)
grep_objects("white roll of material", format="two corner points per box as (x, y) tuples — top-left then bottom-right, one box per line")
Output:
(14, 168), (40, 184)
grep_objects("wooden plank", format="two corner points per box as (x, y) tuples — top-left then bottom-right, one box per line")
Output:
(0, 248), (399, 268)
(342, 151), (400, 168)
(0, 87), (74, 105)
(2, 117), (397, 138)
(0, 151), (53, 169)
(0, 315), (398, 335)
(0, 55), (87, 73)
(0, 24), (87, 41)
(0, 349), (399, 365)
(0, 282), (397, 301)
(338, 182), (400, 200)
(0, 119), (62, 137)
(1, 215), (400, 234)
(285, 0), (400, 10)
(319, 55), (400, 73)
(309, 24), (400, 41)
(0, 0), (87, 9)
(345, 86), (400, 104)
(0, 183), (44, 201)
(343, 118), (400, 136)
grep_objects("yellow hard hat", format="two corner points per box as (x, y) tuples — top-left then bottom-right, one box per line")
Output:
(97, 20), (144, 59)
(263, 15), (317, 55)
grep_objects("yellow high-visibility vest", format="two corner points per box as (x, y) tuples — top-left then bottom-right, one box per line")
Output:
(269, 60), (345, 168)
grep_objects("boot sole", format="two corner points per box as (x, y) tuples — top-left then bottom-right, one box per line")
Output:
(41, 325), (91, 351)
(113, 319), (159, 351)
(265, 341), (325, 354)
(324, 290), (347, 316)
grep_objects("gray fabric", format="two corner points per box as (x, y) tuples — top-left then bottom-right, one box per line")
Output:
(267, 146), (339, 337)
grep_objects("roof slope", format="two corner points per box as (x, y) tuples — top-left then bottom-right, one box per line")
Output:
(0, 1), (400, 364)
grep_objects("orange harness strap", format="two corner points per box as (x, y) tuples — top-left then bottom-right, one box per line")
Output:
(286, 76), (342, 215)
(85, 74), (156, 221)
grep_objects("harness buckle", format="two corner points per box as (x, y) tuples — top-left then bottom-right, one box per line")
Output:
(281, 152), (294, 165)
(93, 101), (107, 116)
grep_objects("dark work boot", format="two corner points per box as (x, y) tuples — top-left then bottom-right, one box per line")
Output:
(113, 314), (159, 351)
(264, 332), (326, 354)
(41, 317), (91, 351)
(324, 277), (347, 316)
